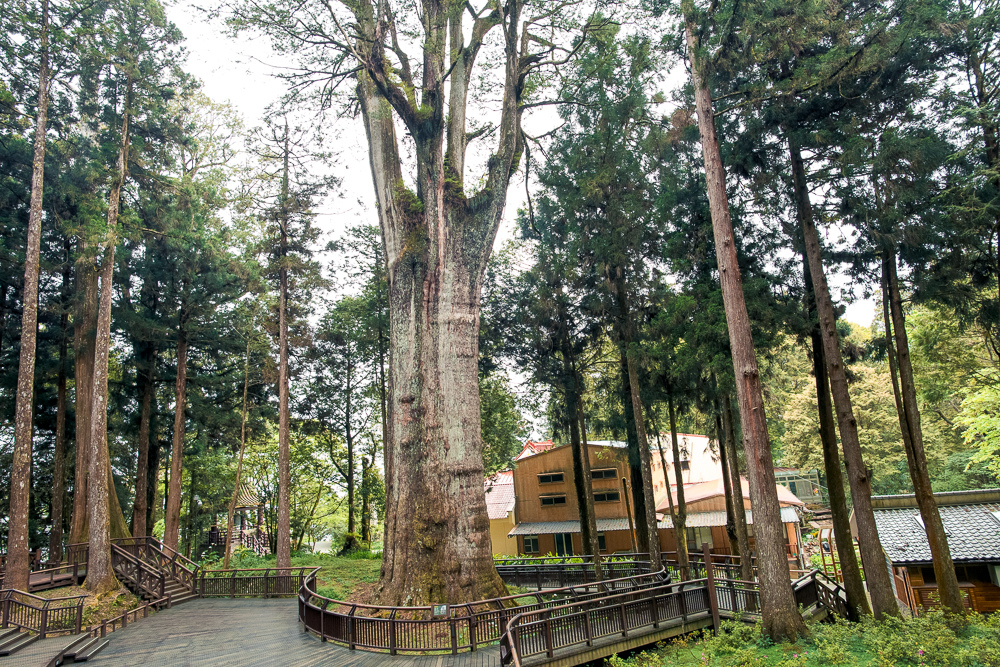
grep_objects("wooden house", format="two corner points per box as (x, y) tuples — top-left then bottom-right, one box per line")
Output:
(870, 488), (1000, 614)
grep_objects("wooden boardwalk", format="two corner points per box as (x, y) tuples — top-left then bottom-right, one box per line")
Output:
(91, 598), (502, 666)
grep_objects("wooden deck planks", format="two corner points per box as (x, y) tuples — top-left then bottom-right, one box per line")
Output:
(91, 598), (501, 667)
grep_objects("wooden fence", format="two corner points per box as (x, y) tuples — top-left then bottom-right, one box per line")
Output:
(298, 568), (669, 655)
(0, 589), (86, 638)
(199, 567), (314, 597)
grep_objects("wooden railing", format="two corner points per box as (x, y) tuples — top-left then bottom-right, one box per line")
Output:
(199, 567), (314, 597)
(25, 561), (85, 592)
(912, 584), (975, 612)
(495, 560), (653, 589)
(84, 599), (163, 639)
(111, 544), (166, 602)
(498, 567), (848, 666)
(112, 537), (199, 594)
(298, 568), (669, 655)
(492, 553), (650, 566)
(1, 589), (86, 638)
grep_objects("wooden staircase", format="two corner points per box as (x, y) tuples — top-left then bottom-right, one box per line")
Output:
(111, 537), (200, 608)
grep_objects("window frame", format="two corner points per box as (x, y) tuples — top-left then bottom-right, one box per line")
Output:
(537, 472), (565, 484)
(540, 494), (567, 506)
(591, 468), (618, 480)
(593, 490), (621, 503)
(523, 535), (540, 554)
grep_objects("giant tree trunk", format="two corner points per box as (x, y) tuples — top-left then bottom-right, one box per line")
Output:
(787, 134), (898, 618)
(667, 386), (689, 579)
(350, 0), (530, 604)
(85, 97), (131, 595)
(275, 131), (292, 569)
(50, 245), (71, 562)
(685, 15), (804, 639)
(721, 397), (753, 583)
(6, 0), (50, 591)
(163, 328), (187, 550)
(882, 250), (964, 615)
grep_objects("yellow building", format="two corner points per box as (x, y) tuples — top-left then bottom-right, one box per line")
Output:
(485, 470), (518, 556)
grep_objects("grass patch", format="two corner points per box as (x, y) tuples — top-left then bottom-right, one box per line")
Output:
(607, 611), (1000, 667)
(201, 550), (382, 601)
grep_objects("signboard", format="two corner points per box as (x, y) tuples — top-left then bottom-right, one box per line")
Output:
(432, 604), (448, 618)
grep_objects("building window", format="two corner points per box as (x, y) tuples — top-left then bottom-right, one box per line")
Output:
(538, 472), (564, 484)
(540, 495), (567, 506)
(686, 526), (713, 549)
(680, 460), (690, 471)
(591, 468), (617, 479)
(598, 533), (607, 552)
(523, 535), (539, 554)
(554, 533), (574, 556)
(594, 491), (621, 503)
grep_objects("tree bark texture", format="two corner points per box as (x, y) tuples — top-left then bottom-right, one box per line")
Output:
(50, 246), (71, 561)
(620, 354), (651, 555)
(686, 18), (804, 638)
(667, 388), (689, 579)
(276, 128), (292, 569)
(716, 411), (740, 558)
(352, 0), (529, 604)
(882, 251), (964, 615)
(566, 357), (601, 578)
(721, 397), (753, 583)
(163, 329), (187, 551)
(71, 240), (98, 545)
(7, 0), (50, 591)
(787, 134), (898, 618)
(85, 98), (131, 595)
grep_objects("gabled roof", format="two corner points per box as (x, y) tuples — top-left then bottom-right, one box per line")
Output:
(657, 506), (800, 529)
(655, 476), (804, 513)
(873, 494), (1000, 564)
(515, 440), (557, 461)
(484, 471), (515, 520)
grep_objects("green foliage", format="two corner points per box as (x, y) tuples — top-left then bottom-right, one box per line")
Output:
(480, 372), (528, 477)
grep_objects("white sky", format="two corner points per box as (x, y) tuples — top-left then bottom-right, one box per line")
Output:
(165, 0), (877, 328)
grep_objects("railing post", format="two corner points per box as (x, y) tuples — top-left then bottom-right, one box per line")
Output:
(649, 589), (659, 628)
(703, 543), (720, 634)
(348, 605), (357, 650)
(467, 603), (477, 651)
(389, 610), (397, 656)
(584, 608), (594, 646)
(619, 600), (628, 637)
(231, 570), (237, 598)
(450, 612), (459, 655)
(544, 611), (554, 658)
(2, 595), (8, 628)
(40, 606), (49, 638)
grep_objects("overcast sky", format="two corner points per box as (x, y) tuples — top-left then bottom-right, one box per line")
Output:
(164, 0), (877, 328)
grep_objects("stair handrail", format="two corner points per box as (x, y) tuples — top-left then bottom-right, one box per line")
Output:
(110, 544), (166, 602)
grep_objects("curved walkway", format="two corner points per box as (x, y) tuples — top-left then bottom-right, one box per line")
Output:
(91, 598), (501, 666)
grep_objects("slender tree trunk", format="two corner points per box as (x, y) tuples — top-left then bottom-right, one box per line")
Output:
(624, 351), (661, 569)
(184, 465), (196, 558)
(666, 386), (689, 580)
(796, 237), (871, 620)
(276, 124), (292, 568)
(787, 134), (898, 618)
(685, 16), (803, 638)
(341, 372), (358, 553)
(360, 458), (372, 545)
(715, 410), (740, 559)
(620, 354), (650, 553)
(7, 0), (50, 590)
(566, 352), (601, 578)
(653, 422), (678, 563)
(70, 240), (97, 545)
(882, 250), (964, 615)
(85, 93), (131, 595)
(50, 246), (71, 562)
(163, 327), (187, 550)
(132, 344), (155, 538)
(224, 335), (253, 569)
(721, 397), (753, 582)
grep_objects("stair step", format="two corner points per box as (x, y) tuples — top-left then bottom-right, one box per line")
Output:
(53, 634), (92, 665)
(0, 632), (38, 656)
(72, 638), (109, 662)
(0, 628), (20, 643)
(168, 593), (198, 606)
(63, 636), (102, 661)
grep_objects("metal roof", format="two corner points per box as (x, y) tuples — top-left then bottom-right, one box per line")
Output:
(484, 472), (516, 520)
(874, 501), (1000, 564)
(657, 506), (800, 529)
(510, 507), (799, 537)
